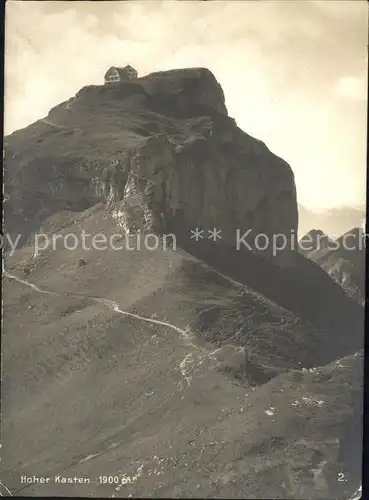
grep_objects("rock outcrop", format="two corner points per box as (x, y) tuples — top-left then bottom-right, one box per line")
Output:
(4, 67), (298, 267)
(298, 229), (335, 257)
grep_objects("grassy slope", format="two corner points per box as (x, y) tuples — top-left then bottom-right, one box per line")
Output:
(2, 205), (363, 498)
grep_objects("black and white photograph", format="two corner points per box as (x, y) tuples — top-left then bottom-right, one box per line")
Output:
(1, 0), (368, 498)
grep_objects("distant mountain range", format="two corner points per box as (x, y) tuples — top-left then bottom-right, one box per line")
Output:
(298, 204), (366, 239)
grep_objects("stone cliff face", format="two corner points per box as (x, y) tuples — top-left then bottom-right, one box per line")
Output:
(4, 67), (298, 267)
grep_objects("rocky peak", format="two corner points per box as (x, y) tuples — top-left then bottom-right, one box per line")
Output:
(4, 67), (298, 267)
(299, 229), (333, 254)
(337, 227), (365, 248)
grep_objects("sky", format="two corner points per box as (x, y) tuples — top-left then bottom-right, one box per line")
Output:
(4, 0), (368, 210)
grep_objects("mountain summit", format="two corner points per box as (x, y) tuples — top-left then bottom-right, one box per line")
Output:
(4, 67), (298, 267)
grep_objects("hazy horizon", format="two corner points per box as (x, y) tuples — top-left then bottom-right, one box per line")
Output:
(4, 0), (368, 211)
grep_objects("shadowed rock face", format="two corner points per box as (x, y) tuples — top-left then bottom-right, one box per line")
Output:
(4, 67), (298, 267)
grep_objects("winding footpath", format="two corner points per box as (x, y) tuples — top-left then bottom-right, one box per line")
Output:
(2, 270), (202, 376)
(2, 270), (362, 499)
(3, 271), (191, 338)
(2, 268), (233, 497)
(40, 118), (79, 132)
(2, 270), (203, 496)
